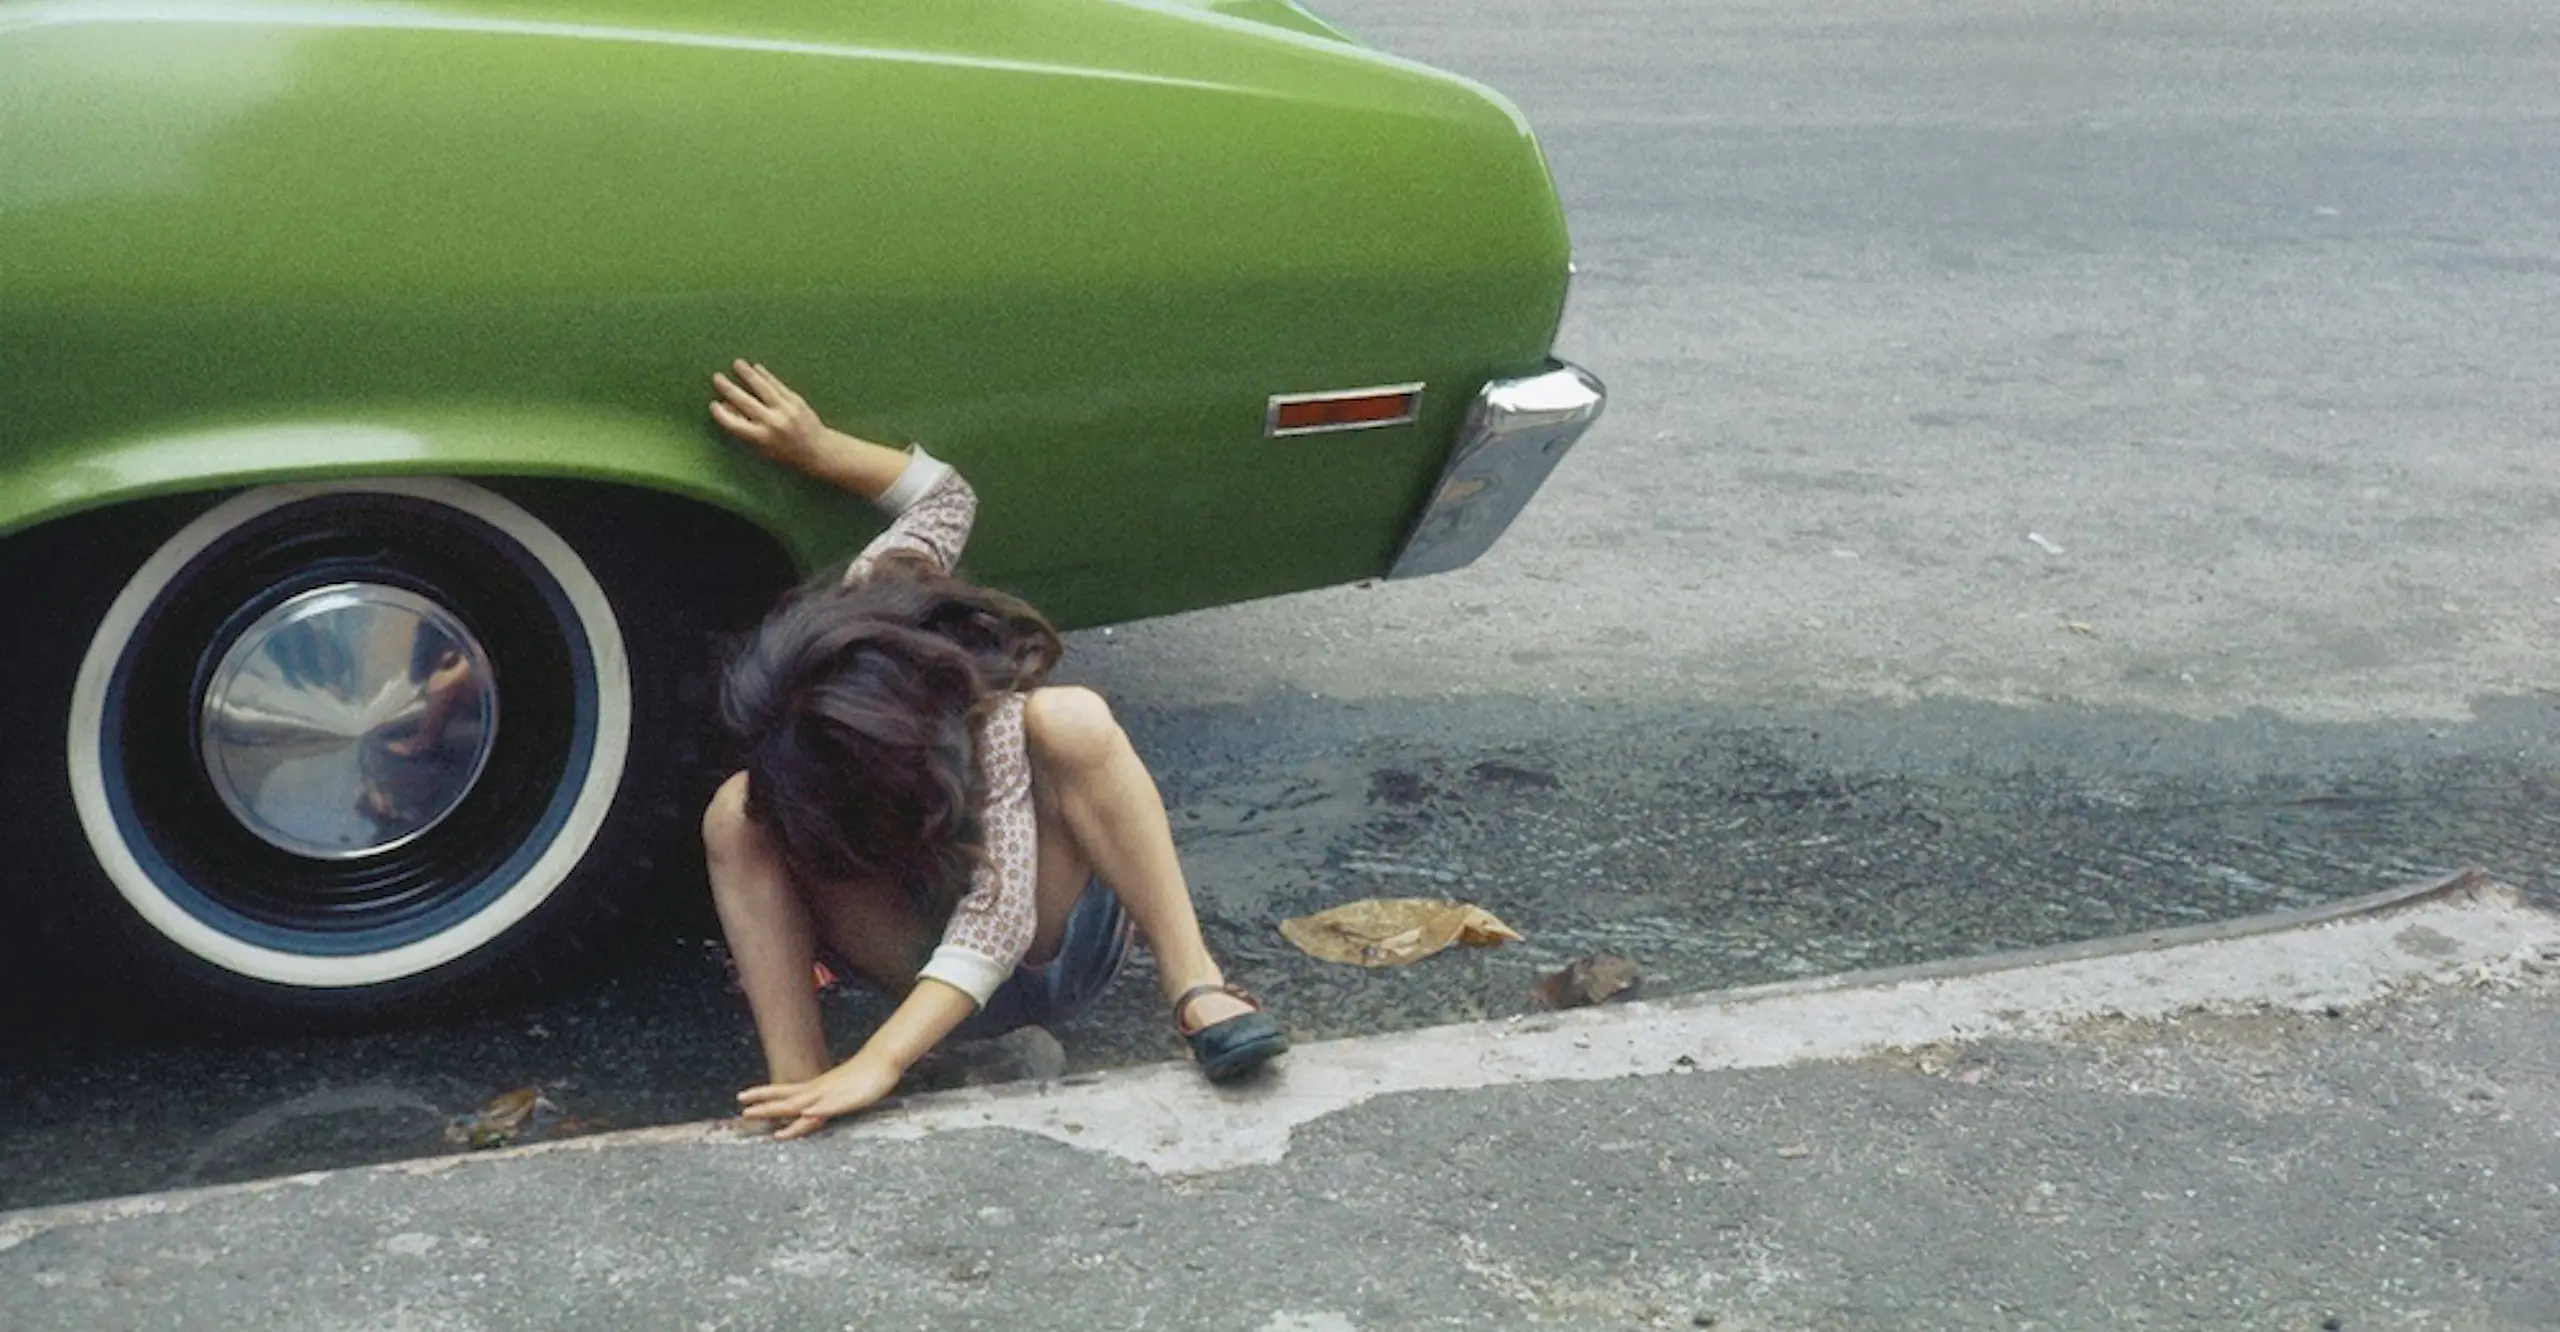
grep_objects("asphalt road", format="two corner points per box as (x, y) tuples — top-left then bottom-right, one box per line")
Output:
(4, 0), (2557, 1212)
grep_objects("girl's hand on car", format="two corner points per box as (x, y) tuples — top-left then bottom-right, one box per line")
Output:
(709, 359), (928, 502)
(710, 360), (842, 476)
(736, 1051), (904, 1141)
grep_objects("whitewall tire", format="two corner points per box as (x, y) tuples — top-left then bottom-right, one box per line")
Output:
(63, 480), (633, 992)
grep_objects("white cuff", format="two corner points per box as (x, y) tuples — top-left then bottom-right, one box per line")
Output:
(872, 445), (952, 516)
(918, 943), (1012, 1008)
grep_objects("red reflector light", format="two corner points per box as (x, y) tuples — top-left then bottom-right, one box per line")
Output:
(1265, 383), (1424, 437)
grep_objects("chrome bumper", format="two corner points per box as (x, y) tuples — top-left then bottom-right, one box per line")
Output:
(1387, 359), (1606, 580)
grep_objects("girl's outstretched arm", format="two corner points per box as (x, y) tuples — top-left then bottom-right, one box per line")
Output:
(709, 358), (977, 579)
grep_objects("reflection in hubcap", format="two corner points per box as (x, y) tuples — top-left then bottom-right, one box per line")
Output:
(199, 583), (500, 860)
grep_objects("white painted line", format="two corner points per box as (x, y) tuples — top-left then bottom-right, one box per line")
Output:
(853, 874), (2560, 1175)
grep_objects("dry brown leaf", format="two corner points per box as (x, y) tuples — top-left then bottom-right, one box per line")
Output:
(1279, 898), (1523, 967)
(480, 1087), (545, 1130)
(443, 1086), (557, 1150)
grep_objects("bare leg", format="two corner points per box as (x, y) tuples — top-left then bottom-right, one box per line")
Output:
(702, 772), (830, 1083)
(1024, 789), (1097, 967)
(1024, 688), (1255, 1031)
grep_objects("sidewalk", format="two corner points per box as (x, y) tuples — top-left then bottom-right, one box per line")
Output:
(6, 876), (2556, 1331)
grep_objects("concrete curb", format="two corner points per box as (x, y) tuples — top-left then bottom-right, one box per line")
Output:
(846, 869), (2553, 1175)
(6, 870), (2552, 1248)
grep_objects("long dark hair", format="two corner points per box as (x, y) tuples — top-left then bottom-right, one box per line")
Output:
(718, 558), (1062, 906)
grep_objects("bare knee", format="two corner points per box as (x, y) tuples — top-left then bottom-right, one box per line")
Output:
(1025, 686), (1129, 771)
(701, 771), (768, 870)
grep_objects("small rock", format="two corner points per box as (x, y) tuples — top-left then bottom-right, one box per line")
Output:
(935, 1026), (1068, 1087)
(1776, 1144), (1812, 1160)
(1532, 954), (1642, 1009)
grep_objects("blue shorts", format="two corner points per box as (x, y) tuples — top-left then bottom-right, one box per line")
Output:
(954, 877), (1135, 1039)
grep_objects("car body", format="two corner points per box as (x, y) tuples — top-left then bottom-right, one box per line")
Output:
(0, 0), (1604, 1022)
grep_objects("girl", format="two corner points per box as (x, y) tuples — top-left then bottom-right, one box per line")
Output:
(700, 361), (1287, 1140)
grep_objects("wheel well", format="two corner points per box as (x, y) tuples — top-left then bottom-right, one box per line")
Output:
(480, 478), (803, 636)
(0, 479), (801, 647)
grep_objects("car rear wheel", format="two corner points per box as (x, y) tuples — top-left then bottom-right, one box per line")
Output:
(12, 479), (761, 1026)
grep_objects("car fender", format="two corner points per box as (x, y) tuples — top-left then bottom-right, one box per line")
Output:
(0, 407), (867, 576)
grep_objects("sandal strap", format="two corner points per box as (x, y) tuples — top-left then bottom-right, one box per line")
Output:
(1172, 981), (1262, 1030)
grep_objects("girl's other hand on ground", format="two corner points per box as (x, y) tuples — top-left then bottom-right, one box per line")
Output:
(710, 360), (835, 474)
(737, 1051), (904, 1141)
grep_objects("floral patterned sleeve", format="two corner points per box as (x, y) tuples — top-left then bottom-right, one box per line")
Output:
(843, 446), (976, 585)
(915, 693), (1039, 1007)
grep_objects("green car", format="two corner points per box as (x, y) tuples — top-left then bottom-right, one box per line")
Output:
(0, 0), (1604, 1022)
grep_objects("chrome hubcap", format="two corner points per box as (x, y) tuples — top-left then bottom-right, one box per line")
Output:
(199, 583), (500, 860)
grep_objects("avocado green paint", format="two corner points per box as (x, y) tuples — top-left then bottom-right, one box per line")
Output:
(0, 0), (1570, 627)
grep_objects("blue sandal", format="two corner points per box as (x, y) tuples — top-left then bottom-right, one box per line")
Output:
(1174, 982), (1289, 1082)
